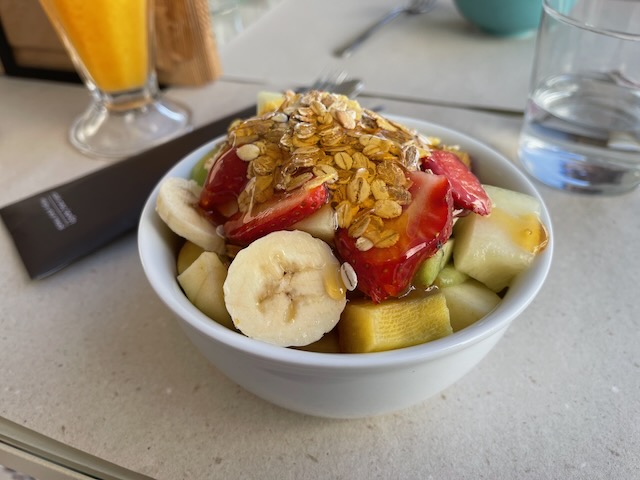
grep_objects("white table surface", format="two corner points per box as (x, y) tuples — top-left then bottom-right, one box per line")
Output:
(219, 0), (536, 112)
(1, 1), (639, 479)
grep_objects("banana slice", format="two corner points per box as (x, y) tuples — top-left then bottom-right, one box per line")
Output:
(224, 230), (347, 347)
(156, 177), (225, 253)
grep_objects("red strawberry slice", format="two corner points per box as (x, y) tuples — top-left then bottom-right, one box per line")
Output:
(199, 146), (248, 215)
(421, 150), (491, 216)
(224, 183), (329, 245)
(335, 171), (453, 303)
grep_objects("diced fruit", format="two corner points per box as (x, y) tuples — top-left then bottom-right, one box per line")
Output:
(224, 183), (329, 246)
(447, 148), (472, 169)
(177, 241), (205, 275)
(161, 90), (551, 355)
(422, 150), (491, 215)
(223, 231), (346, 347)
(155, 178), (226, 254)
(335, 171), (453, 303)
(413, 239), (454, 289)
(294, 328), (341, 353)
(338, 291), (452, 353)
(289, 203), (336, 244)
(257, 91), (285, 115)
(177, 252), (235, 331)
(190, 144), (223, 186)
(433, 264), (469, 288)
(452, 185), (548, 292)
(440, 279), (501, 332)
(199, 147), (248, 217)
(482, 185), (540, 219)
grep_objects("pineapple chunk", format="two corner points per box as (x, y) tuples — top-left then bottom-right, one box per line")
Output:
(441, 279), (501, 331)
(338, 292), (452, 353)
(177, 252), (235, 330)
(453, 185), (548, 292)
(257, 91), (285, 115)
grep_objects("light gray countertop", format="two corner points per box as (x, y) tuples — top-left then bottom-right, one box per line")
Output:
(219, 0), (536, 112)
(1, 1), (639, 478)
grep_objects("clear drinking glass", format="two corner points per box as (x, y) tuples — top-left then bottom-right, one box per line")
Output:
(40, 0), (191, 158)
(518, 0), (640, 194)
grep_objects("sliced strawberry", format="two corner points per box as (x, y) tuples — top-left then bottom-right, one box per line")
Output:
(335, 171), (453, 303)
(421, 150), (491, 216)
(199, 146), (248, 216)
(224, 183), (329, 245)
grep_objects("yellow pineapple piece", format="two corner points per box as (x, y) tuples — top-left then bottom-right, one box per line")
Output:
(256, 91), (285, 115)
(338, 292), (452, 353)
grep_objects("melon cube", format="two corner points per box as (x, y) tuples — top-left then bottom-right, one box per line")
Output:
(433, 264), (469, 288)
(452, 185), (547, 292)
(413, 239), (455, 288)
(441, 279), (501, 331)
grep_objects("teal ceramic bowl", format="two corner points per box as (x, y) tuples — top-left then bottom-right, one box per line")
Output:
(454, 0), (543, 37)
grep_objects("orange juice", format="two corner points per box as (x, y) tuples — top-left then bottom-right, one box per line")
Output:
(40, 0), (149, 92)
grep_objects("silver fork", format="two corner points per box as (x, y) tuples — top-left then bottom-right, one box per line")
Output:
(334, 0), (438, 58)
(307, 69), (365, 97)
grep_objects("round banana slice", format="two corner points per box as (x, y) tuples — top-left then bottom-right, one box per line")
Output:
(156, 177), (225, 253)
(224, 230), (347, 347)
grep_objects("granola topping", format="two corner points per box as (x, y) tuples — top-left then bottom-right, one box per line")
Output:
(222, 90), (437, 249)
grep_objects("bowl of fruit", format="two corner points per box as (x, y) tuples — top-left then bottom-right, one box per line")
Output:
(138, 90), (552, 418)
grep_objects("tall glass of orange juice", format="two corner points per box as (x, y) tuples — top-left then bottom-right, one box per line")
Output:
(39, 0), (191, 158)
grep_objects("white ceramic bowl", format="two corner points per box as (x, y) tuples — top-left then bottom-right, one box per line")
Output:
(138, 115), (553, 418)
